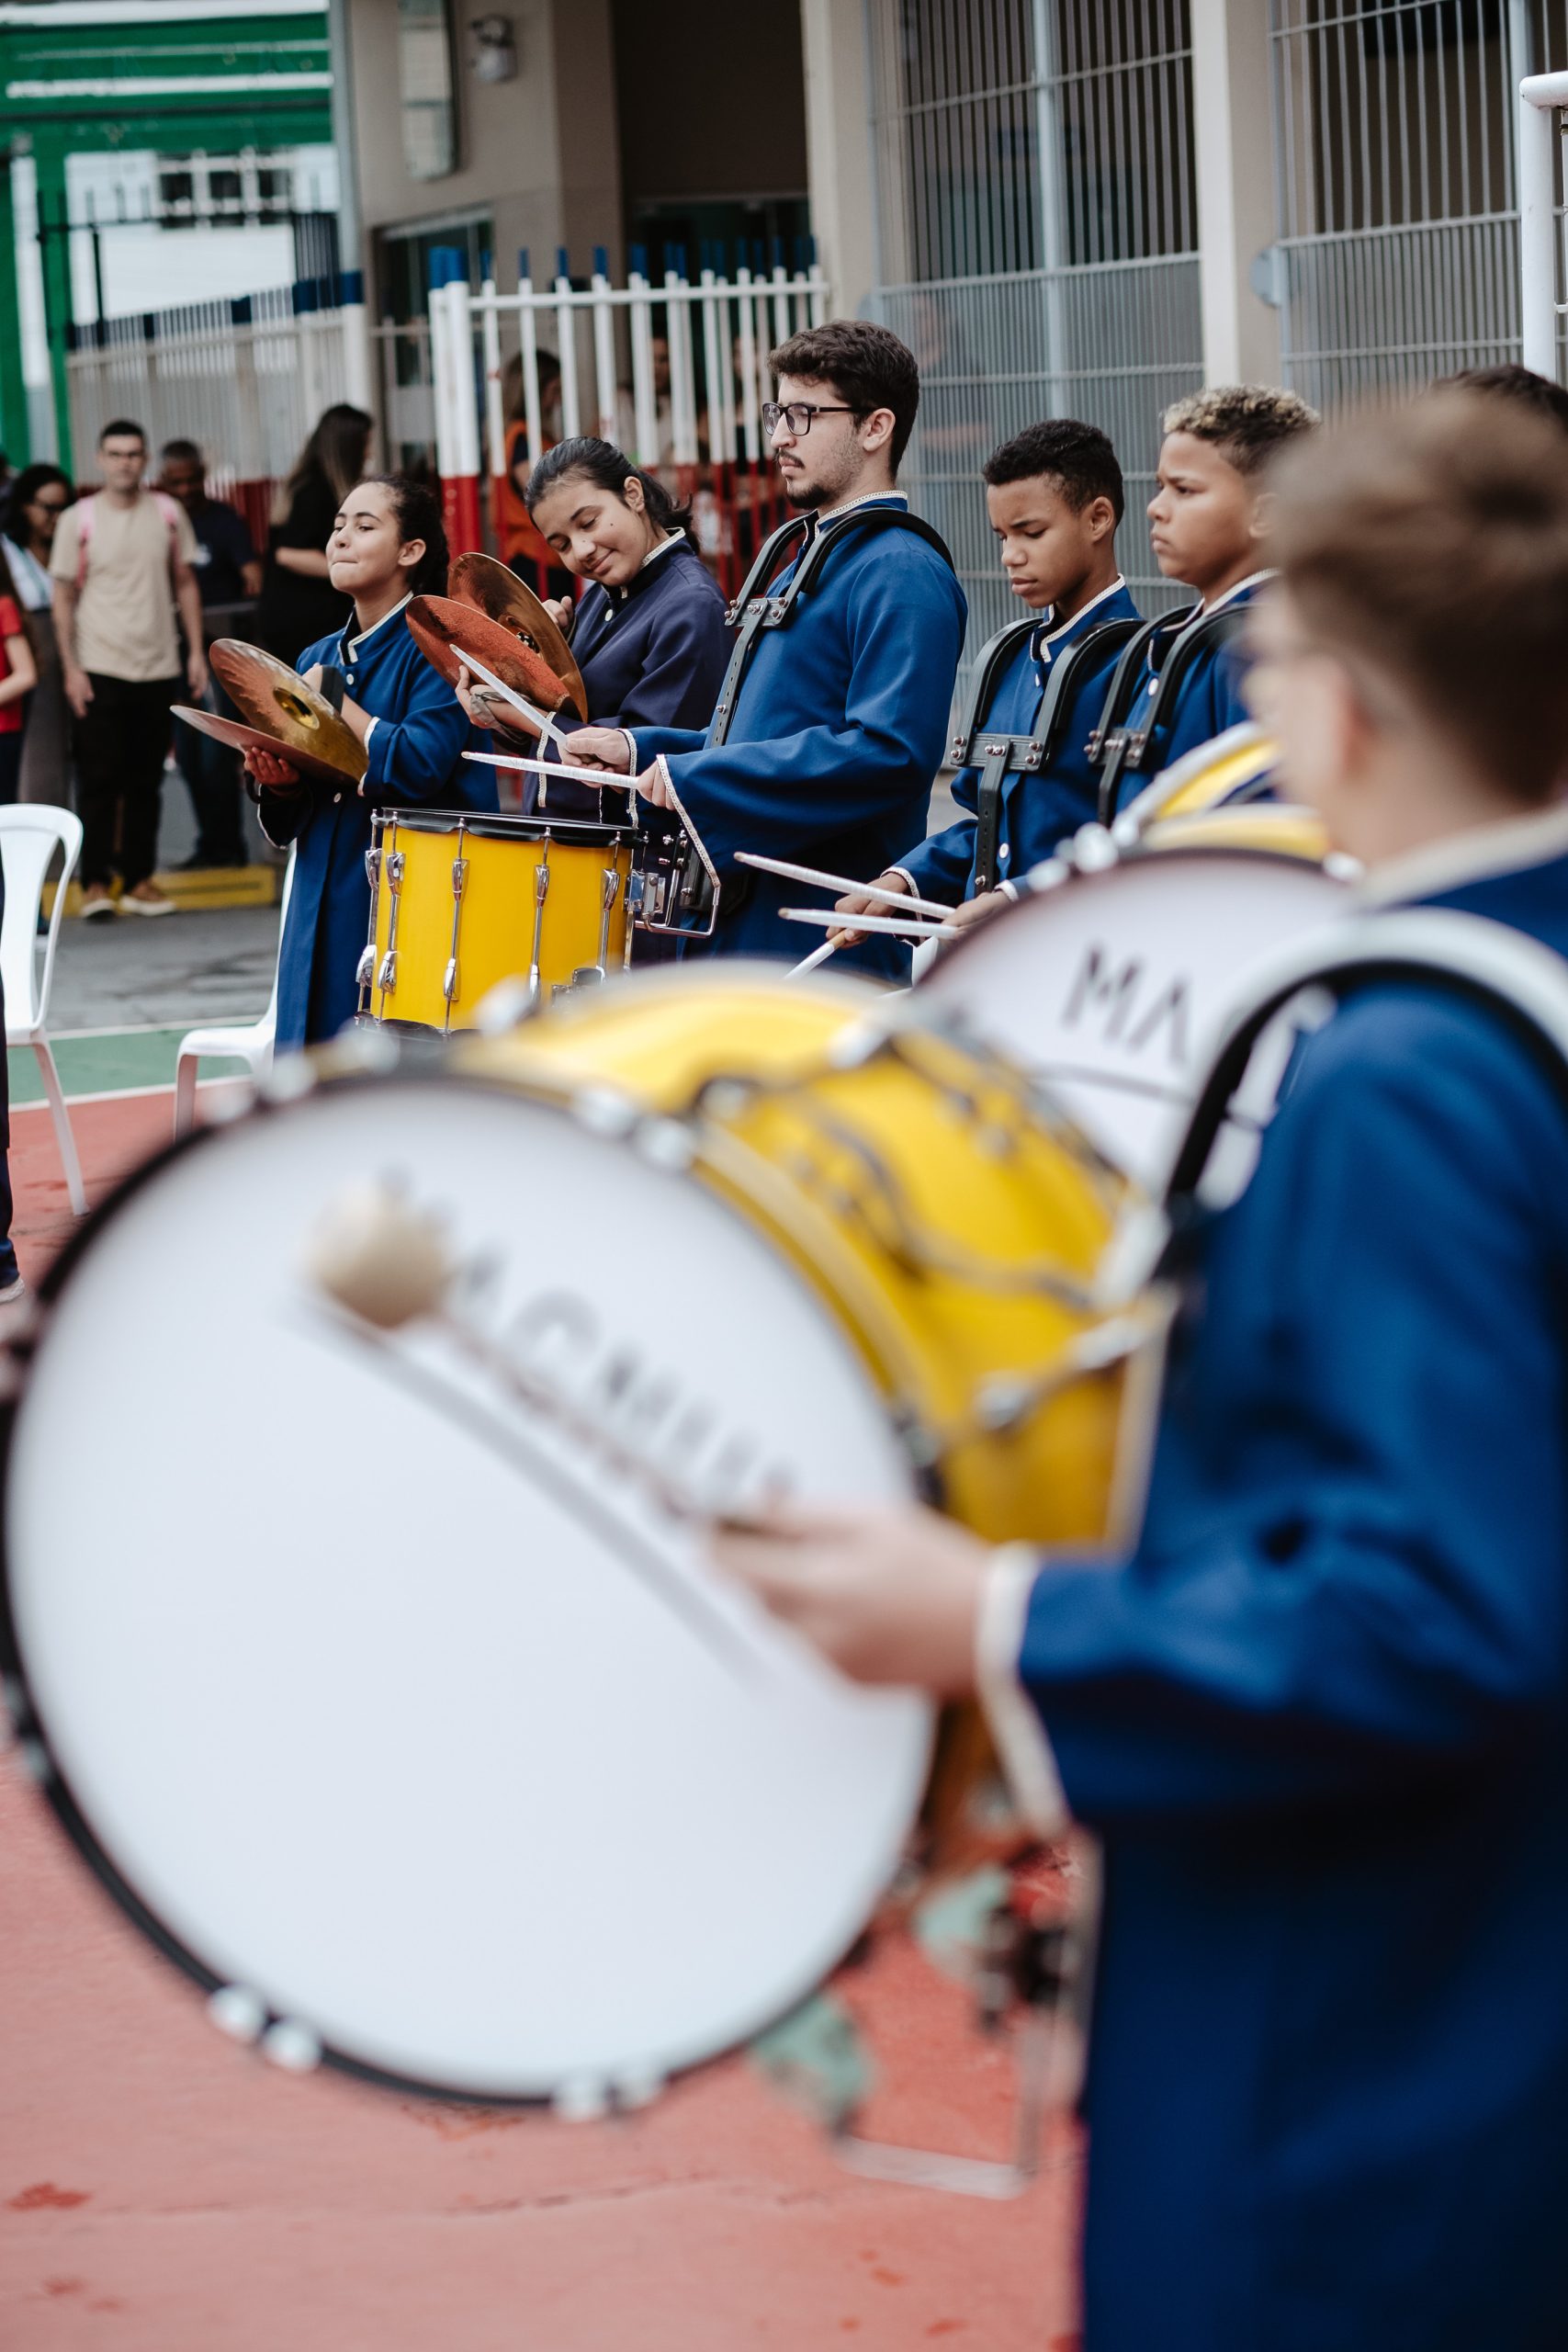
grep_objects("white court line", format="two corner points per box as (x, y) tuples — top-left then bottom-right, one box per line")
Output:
(11, 1077), (246, 1114)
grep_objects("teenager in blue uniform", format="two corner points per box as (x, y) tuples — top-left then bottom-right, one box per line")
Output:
(1089, 386), (1317, 820)
(831, 419), (1139, 944)
(458, 435), (728, 759)
(562, 320), (967, 979)
(244, 475), (494, 1049)
(716, 395), (1568, 2350)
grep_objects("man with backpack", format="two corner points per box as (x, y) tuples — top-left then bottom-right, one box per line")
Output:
(51, 418), (207, 919)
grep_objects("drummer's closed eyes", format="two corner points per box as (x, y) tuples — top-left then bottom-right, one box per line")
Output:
(243, 476), (495, 1050)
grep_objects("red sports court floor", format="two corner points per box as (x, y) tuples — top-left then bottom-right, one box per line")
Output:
(1, 1081), (1080, 2350)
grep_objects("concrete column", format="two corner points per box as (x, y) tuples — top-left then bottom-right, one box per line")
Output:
(33, 141), (74, 473)
(1190, 0), (1282, 387)
(800, 0), (877, 314)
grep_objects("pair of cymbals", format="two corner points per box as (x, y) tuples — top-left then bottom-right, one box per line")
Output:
(408, 552), (588, 735)
(174, 640), (367, 788)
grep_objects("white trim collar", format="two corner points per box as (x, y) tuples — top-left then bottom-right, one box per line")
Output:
(638, 528), (683, 573)
(1037, 573), (1128, 650)
(1356, 799), (1568, 910)
(811, 489), (908, 526)
(345, 592), (412, 659)
(1200, 567), (1273, 616)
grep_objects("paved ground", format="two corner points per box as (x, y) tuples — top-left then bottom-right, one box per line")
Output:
(0, 930), (1082, 2350)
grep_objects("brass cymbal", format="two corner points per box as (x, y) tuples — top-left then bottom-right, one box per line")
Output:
(173, 704), (366, 791)
(208, 640), (367, 785)
(408, 596), (580, 729)
(447, 552), (587, 719)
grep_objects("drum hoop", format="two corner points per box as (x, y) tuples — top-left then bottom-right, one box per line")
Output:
(373, 808), (636, 850)
(0, 1057), (931, 2110)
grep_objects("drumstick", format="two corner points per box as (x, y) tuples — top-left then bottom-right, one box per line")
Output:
(465, 751), (635, 789)
(456, 645), (570, 756)
(736, 850), (953, 923)
(786, 938), (840, 978)
(779, 905), (953, 940)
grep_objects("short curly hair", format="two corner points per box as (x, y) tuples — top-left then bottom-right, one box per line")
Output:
(983, 418), (1125, 525)
(1161, 385), (1320, 479)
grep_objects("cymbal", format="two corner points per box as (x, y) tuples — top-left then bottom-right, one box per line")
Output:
(208, 640), (367, 785)
(173, 703), (367, 790)
(408, 596), (581, 731)
(447, 552), (587, 718)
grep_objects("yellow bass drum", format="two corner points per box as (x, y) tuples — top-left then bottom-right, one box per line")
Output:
(477, 967), (1162, 1551)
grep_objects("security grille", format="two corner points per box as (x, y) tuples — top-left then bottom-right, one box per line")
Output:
(864, 0), (1204, 660)
(1269, 0), (1568, 407)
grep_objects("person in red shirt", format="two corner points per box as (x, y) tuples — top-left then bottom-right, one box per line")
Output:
(0, 543), (39, 802)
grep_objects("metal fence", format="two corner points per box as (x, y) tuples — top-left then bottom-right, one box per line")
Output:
(1269, 0), (1568, 407)
(864, 0), (1203, 669)
(64, 272), (372, 522)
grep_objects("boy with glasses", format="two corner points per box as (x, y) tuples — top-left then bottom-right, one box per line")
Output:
(562, 320), (967, 977)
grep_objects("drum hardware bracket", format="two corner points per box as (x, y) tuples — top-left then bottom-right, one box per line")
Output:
(528, 853), (551, 1001)
(964, 1309), (1167, 1442)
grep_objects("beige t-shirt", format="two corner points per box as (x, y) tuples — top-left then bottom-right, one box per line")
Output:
(51, 492), (198, 683)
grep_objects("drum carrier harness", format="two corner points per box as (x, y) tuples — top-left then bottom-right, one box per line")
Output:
(1089, 600), (1253, 825)
(709, 504), (957, 749)
(950, 610), (1144, 893)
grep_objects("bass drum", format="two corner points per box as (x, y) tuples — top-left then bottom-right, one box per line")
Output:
(913, 803), (1355, 1186)
(0, 971), (1155, 2111)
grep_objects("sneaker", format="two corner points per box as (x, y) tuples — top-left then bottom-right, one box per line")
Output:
(120, 884), (175, 918)
(80, 888), (117, 922)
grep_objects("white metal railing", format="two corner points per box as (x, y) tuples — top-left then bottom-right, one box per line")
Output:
(1519, 71), (1568, 376)
(65, 272), (373, 497)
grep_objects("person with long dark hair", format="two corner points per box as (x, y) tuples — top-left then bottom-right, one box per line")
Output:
(2, 465), (73, 805)
(256, 402), (373, 663)
(243, 474), (495, 1048)
(461, 435), (728, 754)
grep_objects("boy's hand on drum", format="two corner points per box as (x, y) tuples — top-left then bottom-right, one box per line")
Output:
(564, 727), (632, 773)
(243, 744), (304, 792)
(948, 887), (1011, 934)
(831, 869), (910, 948)
(713, 1502), (987, 1694)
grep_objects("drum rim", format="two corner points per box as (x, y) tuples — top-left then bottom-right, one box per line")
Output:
(0, 1054), (931, 2110)
(372, 807), (637, 849)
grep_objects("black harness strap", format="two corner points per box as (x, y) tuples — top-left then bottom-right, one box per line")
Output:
(708, 505), (956, 749)
(1095, 602), (1250, 825)
(964, 616), (1144, 893)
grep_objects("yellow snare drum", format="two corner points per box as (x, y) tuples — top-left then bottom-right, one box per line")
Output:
(362, 809), (636, 1031)
(1119, 719), (1278, 830)
(474, 967), (1161, 1548)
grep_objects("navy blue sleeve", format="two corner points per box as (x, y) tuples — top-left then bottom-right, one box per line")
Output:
(1013, 989), (1568, 1826)
(362, 647), (474, 806)
(898, 813), (976, 902)
(604, 587), (728, 734)
(653, 557), (964, 865)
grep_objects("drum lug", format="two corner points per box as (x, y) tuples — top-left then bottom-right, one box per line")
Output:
(355, 944), (376, 988)
(378, 951), (398, 991)
(528, 854), (551, 1001)
(386, 851), (405, 889)
(443, 958), (459, 1002)
(451, 856), (468, 898)
(364, 848), (380, 888)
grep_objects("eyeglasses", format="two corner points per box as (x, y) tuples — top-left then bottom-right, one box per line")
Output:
(761, 401), (861, 438)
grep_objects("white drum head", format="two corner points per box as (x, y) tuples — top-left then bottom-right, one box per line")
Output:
(914, 847), (1347, 1183)
(3, 1078), (929, 2103)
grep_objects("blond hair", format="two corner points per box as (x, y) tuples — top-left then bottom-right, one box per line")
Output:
(1161, 385), (1319, 478)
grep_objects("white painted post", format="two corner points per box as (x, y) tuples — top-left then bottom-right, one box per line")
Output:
(628, 248), (658, 466)
(554, 252), (581, 439)
(1519, 74), (1568, 380)
(664, 258), (698, 467)
(590, 246), (619, 444)
(517, 253), (542, 480)
(735, 264), (761, 465)
(479, 261), (505, 490)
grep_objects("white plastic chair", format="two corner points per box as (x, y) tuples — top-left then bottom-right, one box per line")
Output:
(0, 804), (87, 1216)
(174, 854), (294, 1138)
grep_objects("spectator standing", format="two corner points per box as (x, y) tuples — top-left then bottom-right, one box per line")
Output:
(0, 540), (39, 802)
(1, 464), (73, 805)
(256, 404), (371, 664)
(159, 437), (262, 869)
(51, 417), (207, 920)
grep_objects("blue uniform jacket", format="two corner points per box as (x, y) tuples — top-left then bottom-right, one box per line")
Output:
(561, 534), (729, 735)
(896, 579), (1141, 903)
(628, 496), (967, 979)
(260, 597), (495, 1048)
(1124, 570), (1265, 783)
(1001, 814), (1568, 2349)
